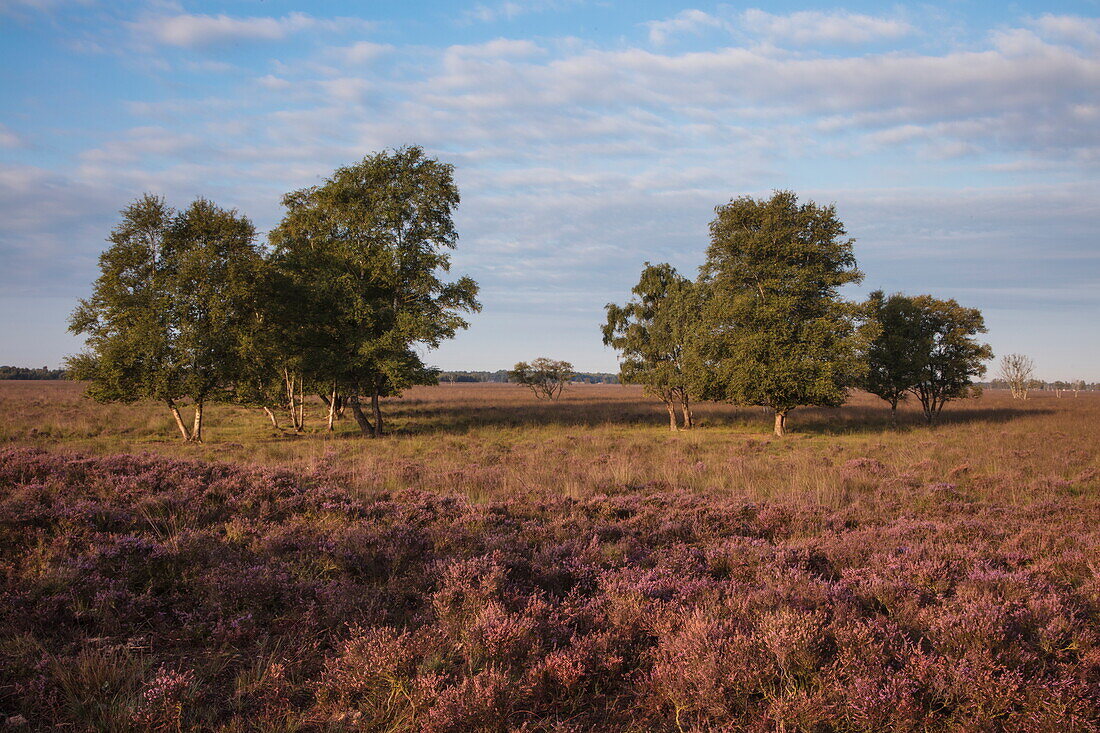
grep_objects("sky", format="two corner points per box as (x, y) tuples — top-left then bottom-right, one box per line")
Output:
(1, 0), (1098, 379)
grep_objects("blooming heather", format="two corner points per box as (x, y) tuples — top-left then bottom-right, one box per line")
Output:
(0, 447), (1098, 730)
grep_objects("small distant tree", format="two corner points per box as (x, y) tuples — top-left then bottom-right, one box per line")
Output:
(691, 190), (870, 436)
(603, 263), (697, 430)
(906, 296), (992, 423)
(999, 354), (1035, 400)
(68, 195), (263, 442)
(510, 358), (573, 400)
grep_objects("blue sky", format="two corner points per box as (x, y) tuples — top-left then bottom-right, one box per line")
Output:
(1, 0), (1098, 379)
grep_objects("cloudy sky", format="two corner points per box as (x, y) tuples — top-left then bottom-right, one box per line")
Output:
(1, 0), (1098, 378)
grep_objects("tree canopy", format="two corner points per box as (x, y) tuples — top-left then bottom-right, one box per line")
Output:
(510, 358), (574, 400)
(863, 291), (925, 423)
(267, 146), (480, 436)
(691, 190), (870, 435)
(68, 195), (263, 442)
(864, 291), (993, 424)
(905, 295), (992, 422)
(603, 263), (697, 430)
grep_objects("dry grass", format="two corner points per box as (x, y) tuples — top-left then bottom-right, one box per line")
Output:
(2, 380), (1095, 507)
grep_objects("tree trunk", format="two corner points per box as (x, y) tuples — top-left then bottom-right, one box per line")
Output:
(773, 410), (787, 437)
(262, 406), (280, 429)
(191, 400), (204, 443)
(167, 400), (191, 441)
(297, 378), (305, 431)
(680, 398), (693, 430)
(284, 369), (302, 431)
(665, 401), (677, 431)
(889, 400), (898, 429)
(348, 395), (376, 437)
(371, 388), (384, 437)
(327, 384), (337, 432)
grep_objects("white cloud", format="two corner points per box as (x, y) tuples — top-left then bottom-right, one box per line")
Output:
(131, 12), (369, 48)
(740, 9), (912, 45)
(462, 0), (582, 24)
(1032, 14), (1100, 48)
(12, 13), (1100, 372)
(0, 0), (90, 13)
(0, 123), (24, 148)
(645, 9), (725, 45)
(445, 38), (543, 60)
(335, 40), (393, 65)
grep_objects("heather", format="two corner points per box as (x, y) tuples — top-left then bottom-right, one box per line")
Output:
(2, 435), (1099, 728)
(2, 383), (1100, 729)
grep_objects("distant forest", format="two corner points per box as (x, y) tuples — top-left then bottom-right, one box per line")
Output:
(0, 366), (67, 380)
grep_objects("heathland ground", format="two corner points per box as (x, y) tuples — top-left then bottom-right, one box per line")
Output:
(2, 381), (1094, 505)
(2, 382), (1099, 730)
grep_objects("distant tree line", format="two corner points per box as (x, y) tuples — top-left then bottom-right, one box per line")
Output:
(0, 366), (67, 380)
(68, 147), (479, 442)
(439, 370), (619, 384)
(604, 191), (995, 435)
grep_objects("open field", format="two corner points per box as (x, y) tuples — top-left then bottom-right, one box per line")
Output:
(1, 381), (1096, 506)
(2, 382), (1100, 730)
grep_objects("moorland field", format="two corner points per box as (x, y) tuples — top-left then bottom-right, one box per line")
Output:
(2, 381), (1099, 730)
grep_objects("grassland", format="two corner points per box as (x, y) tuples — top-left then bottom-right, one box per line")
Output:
(2, 380), (1095, 506)
(1, 381), (1099, 730)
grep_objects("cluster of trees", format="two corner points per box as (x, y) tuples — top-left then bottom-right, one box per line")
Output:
(68, 147), (480, 442)
(604, 191), (993, 435)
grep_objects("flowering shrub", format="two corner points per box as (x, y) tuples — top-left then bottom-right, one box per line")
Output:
(1, 446), (1099, 730)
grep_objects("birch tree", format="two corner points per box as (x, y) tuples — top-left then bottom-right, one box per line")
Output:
(999, 354), (1035, 399)
(69, 196), (263, 442)
(267, 147), (480, 437)
(603, 263), (697, 430)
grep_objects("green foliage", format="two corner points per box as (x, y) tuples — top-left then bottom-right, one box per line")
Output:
(509, 358), (574, 400)
(865, 291), (992, 423)
(267, 146), (480, 434)
(68, 194), (178, 405)
(67, 195), (264, 441)
(167, 198), (266, 405)
(863, 291), (926, 413)
(603, 263), (697, 428)
(691, 190), (870, 434)
(904, 295), (993, 422)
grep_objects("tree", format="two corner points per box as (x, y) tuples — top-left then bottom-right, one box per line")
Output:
(863, 291), (928, 425)
(68, 196), (263, 442)
(865, 291), (992, 424)
(905, 296), (992, 423)
(267, 147), (480, 437)
(999, 354), (1035, 400)
(510, 358), (574, 400)
(691, 190), (869, 436)
(603, 263), (697, 430)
